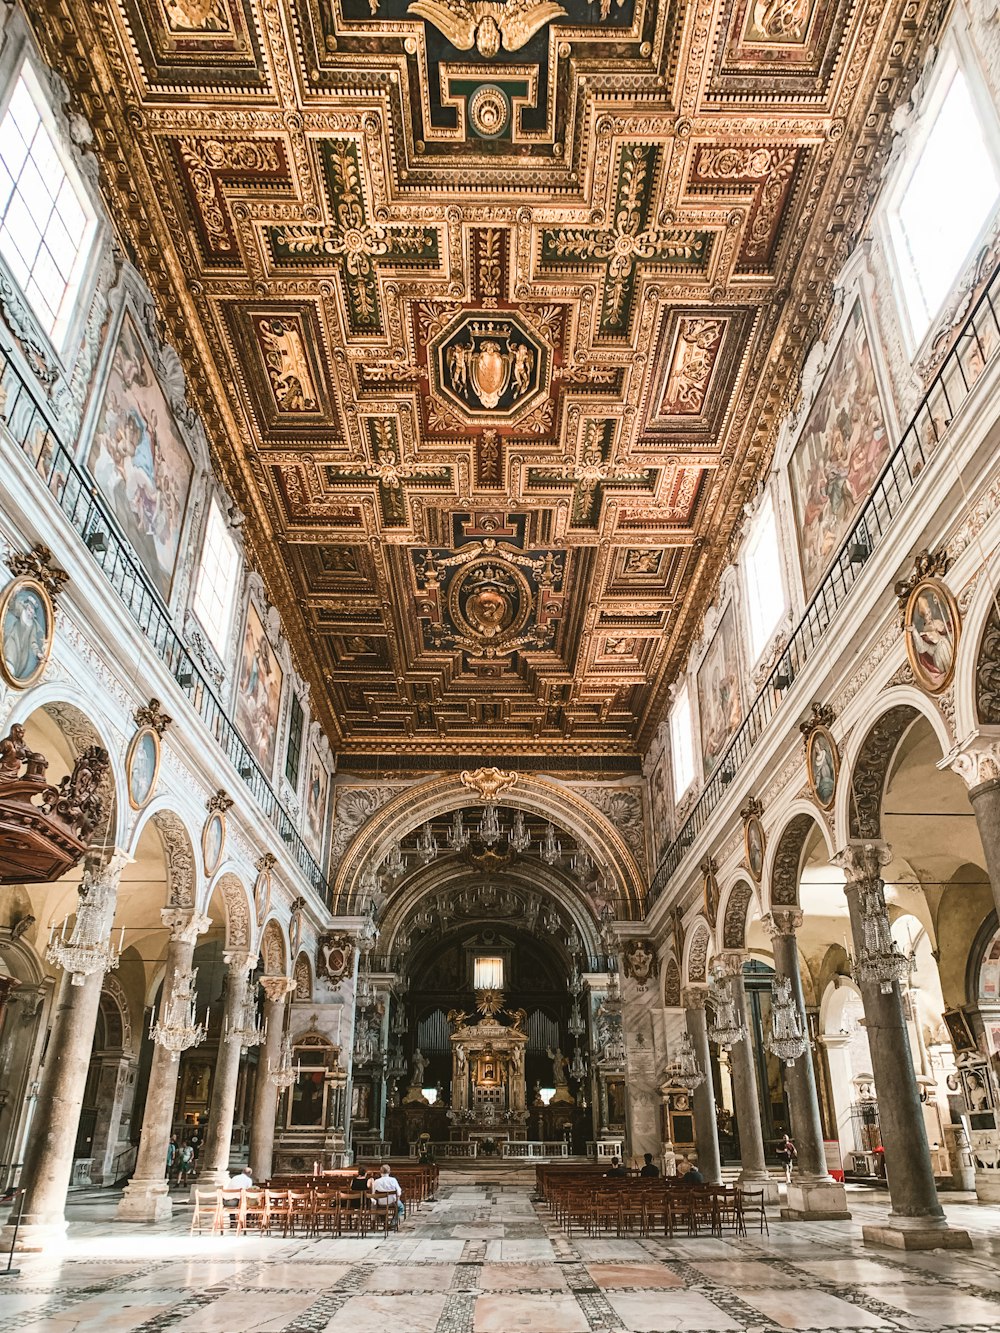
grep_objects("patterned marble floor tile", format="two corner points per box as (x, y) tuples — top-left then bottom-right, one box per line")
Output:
(733, 1289), (894, 1330)
(324, 1291), (448, 1332)
(361, 1263), (456, 1291)
(472, 1292), (591, 1332)
(478, 1262), (568, 1290)
(171, 1289), (319, 1330)
(687, 1261), (803, 1289)
(603, 1290), (744, 1331)
(862, 1285), (1000, 1326)
(482, 1238), (556, 1261)
(585, 1263), (685, 1289)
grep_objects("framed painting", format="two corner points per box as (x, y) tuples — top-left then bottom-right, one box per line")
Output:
(0, 576), (53, 688)
(805, 724), (839, 811)
(702, 861), (720, 927)
(87, 312), (194, 600)
(305, 744), (329, 856)
(126, 725), (160, 810)
(234, 602), (283, 774)
(788, 301), (890, 598)
(697, 603), (742, 779)
(202, 809), (226, 876)
(744, 812), (765, 882)
(254, 861), (272, 928)
(903, 576), (960, 695)
(942, 1006), (977, 1055)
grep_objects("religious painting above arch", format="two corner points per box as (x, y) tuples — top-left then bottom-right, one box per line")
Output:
(0, 576), (54, 691)
(799, 701), (838, 812)
(741, 797), (765, 883)
(895, 551), (960, 697)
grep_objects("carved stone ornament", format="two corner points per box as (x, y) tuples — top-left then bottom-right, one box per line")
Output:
(670, 904), (686, 962)
(316, 931), (354, 983)
(799, 701), (836, 743)
(207, 788), (234, 814)
(832, 840), (892, 886)
(459, 766), (518, 802)
(893, 547), (952, 621)
(951, 739), (1000, 790)
(160, 907), (211, 945)
(134, 698), (172, 737)
(681, 985), (708, 1011)
(740, 796), (765, 883)
(6, 544), (69, 605)
(622, 938), (658, 990)
(700, 855), (720, 927)
(255, 852), (277, 873)
(763, 907), (804, 938)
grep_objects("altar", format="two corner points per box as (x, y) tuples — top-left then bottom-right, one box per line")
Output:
(449, 1017), (529, 1136)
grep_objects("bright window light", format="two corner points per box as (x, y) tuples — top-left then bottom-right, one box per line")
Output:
(743, 493), (786, 662)
(474, 956), (504, 990)
(669, 684), (696, 800)
(0, 64), (96, 349)
(889, 59), (1000, 344)
(192, 497), (240, 656)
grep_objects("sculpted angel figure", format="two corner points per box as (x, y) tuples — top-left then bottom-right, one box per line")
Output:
(408, 0), (568, 59)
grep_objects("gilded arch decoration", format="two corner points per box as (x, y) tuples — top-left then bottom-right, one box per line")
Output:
(663, 954), (682, 1008)
(259, 917), (287, 976)
(975, 602), (1000, 725)
(686, 923), (711, 985)
(768, 813), (818, 909)
(211, 870), (253, 951)
(847, 704), (919, 839)
(149, 808), (197, 908)
(721, 879), (755, 950)
(294, 951), (313, 1001)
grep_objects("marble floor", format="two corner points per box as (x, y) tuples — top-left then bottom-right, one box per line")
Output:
(0, 1175), (999, 1331)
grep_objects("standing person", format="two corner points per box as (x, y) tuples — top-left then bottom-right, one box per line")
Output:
(166, 1134), (177, 1184)
(177, 1140), (194, 1186)
(777, 1133), (797, 1184)
(369, 1163), (404, 1224)
(639, 1152), (660, 1178)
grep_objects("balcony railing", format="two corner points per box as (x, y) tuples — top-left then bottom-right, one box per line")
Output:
(648, 259), (1000, 911)
(0, 348), (332, 907)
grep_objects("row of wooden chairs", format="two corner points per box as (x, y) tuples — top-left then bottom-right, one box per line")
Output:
(190, 1186), (403, 1238)
(262, 1166), (438, 1213)
(544, 1182), (768, 1239)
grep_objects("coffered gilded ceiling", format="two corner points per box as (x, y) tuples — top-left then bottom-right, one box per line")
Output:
(26, 0), (940, 757)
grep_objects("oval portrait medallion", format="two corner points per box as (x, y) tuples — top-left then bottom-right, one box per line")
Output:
(0, 576), (54, 689)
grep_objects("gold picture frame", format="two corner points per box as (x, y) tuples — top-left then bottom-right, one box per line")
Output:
(0, 576), (54, 689)
(744, 813), (765, 883)
(125, 724), (161, 811)
(805, 724), (839, 812)
(254, 864), (272, 927)
(202, 810), (227, 877)
(903, 576), (960, 695)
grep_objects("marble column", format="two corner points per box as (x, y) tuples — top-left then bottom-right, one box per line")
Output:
(765, 909), (850, 1220)
(682, 987), (722, 1184)
(2, 858), (125, 1250)
(196, 951), (257, 1190)
(719, 953), (779, 1203)
(250, 976), (294, 1182)
(836, 843), (970, 1250)
(952, 741), (1000, 920)
(118, 909), (210, 1222)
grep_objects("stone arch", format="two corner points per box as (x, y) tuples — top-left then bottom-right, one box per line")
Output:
(259, 916), (288, 975)
(99, 974), (134, 1057)
(132, 805), (200, 909)
(954, 557), (1000, 735)
(765, 807), (833, 911)
(332, 772), (647, 919)
(206, 868), (254, 952)
(838, 689), (951, 843)
(663, 954), (682, 1007)
(684, 920), (712, 984)
(293, 951), (313, 1001)
(719, 878), (756, 951)
(8, 688), (127, 846)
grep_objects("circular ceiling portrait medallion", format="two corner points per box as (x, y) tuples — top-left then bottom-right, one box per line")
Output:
(447, 557), (533, 648)
(469, 85), (510, 138)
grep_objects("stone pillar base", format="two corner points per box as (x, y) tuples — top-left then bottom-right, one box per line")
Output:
(117, 1179), (172, 1222)
(862, 1222), (972, 1250)
(0, 1218), (67, 1252)
(737, 1172), (780, 1204)
(190, 1168), (229, 1200)
(974, 1170), (1000, 1203)
(781, 1179), (851, 1221)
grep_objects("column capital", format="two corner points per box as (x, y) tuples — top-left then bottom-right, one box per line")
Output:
(763, 907), (804, 938)
(682, 985), (708, 1010)
(223, 949), (258, 976)
(160, 909), (211, 943)
(260, 975), (296, 1002)
(715, 950), (745, 977)
(948, 734), (1000, 791)
(833, 841), (891, 885)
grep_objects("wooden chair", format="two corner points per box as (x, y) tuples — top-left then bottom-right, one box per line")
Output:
(240, 1189), (266, 1235)
(263, 1188), (292, 1237)
(337, 1191), (368, 1237)
(287, 1188), (314, 1237)
(313, 1189), (340, 1236)
(617, 1188), (647, 1237)
(589, 1191), (620, 1237)
(738, 1187), (769, 1236)
(218, 1188), (243, 1234)
(366, 1189), (399, 1236)
(190, 1188), (221, 1236)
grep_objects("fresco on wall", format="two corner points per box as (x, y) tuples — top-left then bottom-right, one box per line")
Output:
(87, 313), (194, 599)
(235, 603), (283, 774)
(648, 745), (670, 857)
(788, 301), (889, 598)
(305, 744), (329, 856)
(697, 603), (742, 778)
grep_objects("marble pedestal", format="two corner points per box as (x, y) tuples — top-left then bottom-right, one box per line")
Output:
(862, 1220), (972, 1250)
(117, 1178), (172, 1222)
(737, 1171), (780, 1204)
(781, 1178), (851, 1220)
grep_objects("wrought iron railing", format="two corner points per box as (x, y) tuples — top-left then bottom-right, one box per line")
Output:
(647, 260), (1000, 911)
(0, 349), (333, 907)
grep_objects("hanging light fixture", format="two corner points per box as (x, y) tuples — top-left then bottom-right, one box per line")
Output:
(268, 1033), (300, 1091)
(383, 839), (406, 879)
(225, 972), (266, 1052)
(149, 966), (209, 1060)
(509, 809), (531, 853)
(707, 972), (746, 1049)
(447, 809), (470, 852)
(415, 821), (439, 865)
(47, 853), (125, 986)
(664, 1031), (706, 1090)
(570, 848), (593, 883)
(765, 974), (808, 1065)
(360, 860), (384, 905)
(850, 878), (912, 994)
(540, 821), (561, 865)
(569, 1044), (589, 1081)
(478, 802), (503, 847)
(568, 999), (586, 1039)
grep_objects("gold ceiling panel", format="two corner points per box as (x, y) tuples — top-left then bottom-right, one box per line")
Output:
(25, 0), (940, 758)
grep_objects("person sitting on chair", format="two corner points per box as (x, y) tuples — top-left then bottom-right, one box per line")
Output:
(604, 1156), (627, 1178)
(676, 1157), (704, 1186)
(348, 1166), (369, 1207)
(369, 1163), (404, 1223)
(227, 1166), (253, 1190)
(639, 1152), (660, 1178)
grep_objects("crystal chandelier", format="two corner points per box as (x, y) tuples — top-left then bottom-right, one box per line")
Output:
(416, 821), (439, 865)
(766, 974), (808, 1065)
(540, 821), (562, 865)
(150, 966), (208, 1060)
(509, 809), (531, 853)
(568, 999), (586, 1039)
(268, 1033), (300, 1090)
(570, 848), (593, 882)
(478, 802), (503, 846)
(225, 973), (265, 1052)
(385, 1042), (407, 1079)
(447, 809), (470, 852)
(383, 839), (406, 878)
(664, 1030), (706, 1090)
(569, 1044), (588, 1081)
(851, 878), (912, 994)
(47, 855), (125, 986)
(360, 860), (384, 904)
(356, 972), (376, 1011)
(707, 972), (746, 1049)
